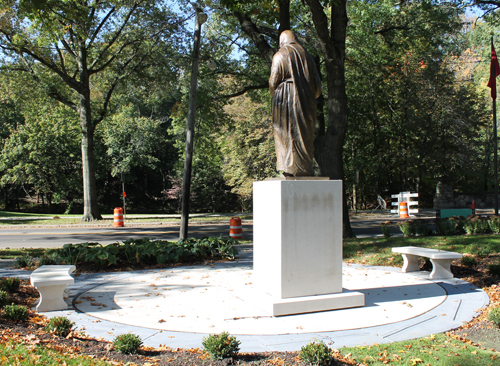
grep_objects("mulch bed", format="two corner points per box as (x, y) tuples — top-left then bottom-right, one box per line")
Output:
(1, 255), (499, 365)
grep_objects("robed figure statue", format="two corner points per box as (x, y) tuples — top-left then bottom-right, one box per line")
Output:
(269, 30), (322, 177)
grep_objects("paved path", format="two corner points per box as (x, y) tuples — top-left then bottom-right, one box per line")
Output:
(0, 247), (489, 352)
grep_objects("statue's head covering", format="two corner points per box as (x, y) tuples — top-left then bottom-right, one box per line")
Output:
(279, 30), (298, 48)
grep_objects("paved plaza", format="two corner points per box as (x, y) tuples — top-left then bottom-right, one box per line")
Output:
(0, 246), (489, 352)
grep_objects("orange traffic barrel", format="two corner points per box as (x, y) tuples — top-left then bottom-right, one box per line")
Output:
(399, 201), (409, 218)
(229, 217), (243, 239)
(114, 207), (124, 227)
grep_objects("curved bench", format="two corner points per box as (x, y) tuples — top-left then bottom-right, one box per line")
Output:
(392, 246), (462, 280)
(30, 265), (76, 312)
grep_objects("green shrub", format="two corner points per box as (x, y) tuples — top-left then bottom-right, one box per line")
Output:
(461, 255), (477, 268)
(38, 253), (63, 266)
(14, 254), (34, 269)
(54, 237), (239, 268)
(0, 290), (9, 309)
(463, 216), (490, 235)
(1, 277), (20, 293)
(434, 217), (462, 235)
(488, 264), (500, 275)
(489, 215), (500, 234)
(414, 220), (431, 236)
(299, 340), (333, 366)
(45, 316), (75, 337)
(2, 304), (29, 321)
(380, 221), (391, 238)
(488, 307), (500, 326)
(397, 220), (416, 237)
(113, 333), (142, 354)
(202, 331), (241, 360)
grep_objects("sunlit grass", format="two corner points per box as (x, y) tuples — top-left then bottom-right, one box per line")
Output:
(343, 235), (500, 267)
(0, 341), (114, 365)
(339, 333), (498, 365)
(0, 211), (251, 226)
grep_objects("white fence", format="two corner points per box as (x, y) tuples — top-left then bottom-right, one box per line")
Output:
(390, 192), (419, 216)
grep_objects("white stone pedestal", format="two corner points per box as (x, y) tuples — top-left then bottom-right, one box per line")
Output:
(253, 179), (364, 316)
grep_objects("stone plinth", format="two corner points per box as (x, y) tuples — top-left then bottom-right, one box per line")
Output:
(253, 179), (364, 316)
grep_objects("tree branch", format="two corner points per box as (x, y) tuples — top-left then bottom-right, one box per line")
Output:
(374, 26), (411, 35)
(233, 11), (275, 65)
(217, 83), (268, 99)
(89, 4), (139, 71)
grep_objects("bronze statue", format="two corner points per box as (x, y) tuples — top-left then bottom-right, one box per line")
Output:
(269, 30), (321, 177)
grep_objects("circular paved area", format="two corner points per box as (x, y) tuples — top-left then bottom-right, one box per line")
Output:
(73, 265), (448, 335)
(0, 260), (489, 352)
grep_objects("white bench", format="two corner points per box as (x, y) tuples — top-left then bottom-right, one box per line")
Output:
(391, 246), (462, 279)
(30, 265), (76, 312)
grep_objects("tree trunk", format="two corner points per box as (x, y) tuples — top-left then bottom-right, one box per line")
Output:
(78, 46), (102, 221)
(307, 0), (354, 238)
(80, 96), (102, 221)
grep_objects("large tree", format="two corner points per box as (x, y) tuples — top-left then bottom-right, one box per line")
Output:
(216, 0), (355, 236)
(0, 0), (184, 220)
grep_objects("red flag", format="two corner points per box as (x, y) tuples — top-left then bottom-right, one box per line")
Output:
(471, 200), (475, 209)
(488, 42), (500, 100)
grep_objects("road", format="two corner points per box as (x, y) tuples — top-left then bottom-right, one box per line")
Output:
(0, 215), (419, 249)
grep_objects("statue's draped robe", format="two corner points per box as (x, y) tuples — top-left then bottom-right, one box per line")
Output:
(269, 42), (321, 176)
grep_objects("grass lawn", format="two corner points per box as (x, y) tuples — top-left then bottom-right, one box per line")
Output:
(338, 333), (498, 365)
(0, 210), (251, 226)
(0, 341), (112, 366)
(343, 235), (500, 267)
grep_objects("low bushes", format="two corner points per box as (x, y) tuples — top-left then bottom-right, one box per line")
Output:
(14, 236), (239, 269)
(45, 316), (75, 337)
(202, 331), (241, 360)
(386, 215), (500, 238)
(113, 333), (142, 354)
(299, 340), (333, 366)
(2, 304), (29, 321)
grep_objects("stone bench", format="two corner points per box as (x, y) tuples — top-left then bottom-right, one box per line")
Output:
(30, 265), (76, 312)
(391, 246), (462, 280)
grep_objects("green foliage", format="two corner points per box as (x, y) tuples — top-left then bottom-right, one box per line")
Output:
(113, 333), (142, 355)
(51, 237), (239, 268)
(414, 220), (431, 236)
(45, 316), (74, 337)
(463, 216), (490, 235)
(299, 340), (333, 366)
(2, 304), (28, 321)
(202, 331), (241, 360)
(489, 264), (500, 275)
(397, 220), (416, 237)
(14, 254), (35, 269)
(487, 307), (500, 326)
(1, 277), (20, 292)
(488, 215), (500, 234)
(0, 290), (9, 309)
(344, 0), (488, 209)
(434, 218), (463, 236)
(460, 255), (477, 268)
(218, 94), (277, 210)
(102, 105), (166, 177)
(380, 221), (391, 238)
(38, 253), (62, 266)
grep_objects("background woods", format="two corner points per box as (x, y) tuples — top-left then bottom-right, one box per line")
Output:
(0, 0), (497, 231)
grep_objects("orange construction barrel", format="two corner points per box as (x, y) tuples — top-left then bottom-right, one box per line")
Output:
(229, 217), (243, 239)
(399, 201), (409, 219)
(114, 207), (124, 227)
